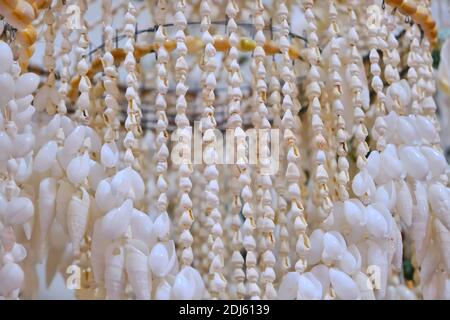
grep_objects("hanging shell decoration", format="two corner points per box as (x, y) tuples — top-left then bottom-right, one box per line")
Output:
(0, 0), (449, 300)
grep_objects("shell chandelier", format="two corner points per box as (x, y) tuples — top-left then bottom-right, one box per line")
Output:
(0, 0), (449, 300)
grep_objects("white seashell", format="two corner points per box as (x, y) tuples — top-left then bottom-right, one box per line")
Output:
(0, 41), (13, 73)
(374, 181), (396, 211)
(15, 73), (40, 98)
(329, 267), (359, 300)
(83, 126), (102, 153)
(104, 243), (126, 300)
(10, 243), (27, 262)
(155, 280), (172, 300)
(339, 245), (360, 276)
(278, 272), (300, 300)
(419, 243), (440, 295)
(420, 146), (447, 178)
(172, 266), (205, 300)
(310, 265), (330, 297)
(125, 242), (151, 300)
(365, 205), (388, 238)
(34, 140), (57, 172)
(391, 224), (403, 271)
(297, 272), (322, 300)
(101, 142), (119, 168)
(130, 209), (157, 250)
(154, 212), (171, 241)
(0, 131), (13, 161)
(398, 116), (419, 144)
(13, 132), (35, 158)
(66, 152), (91, 185)
(366, 151), (380, 179)
(396, 180), (413, 227)
(67, 188), (90, 256)
(14, 106), (35, 128)
(343, 200), (366, 227)
(39, 177), (57, 241)
(415, 115), (438, 143)
(0, 263), (24, 296)
(102, 199), (133, 240)
(428, 183), (450, 231)
(322, 232), (345, 263)
(95, 179), (119, 213)
(399, 146), (429, 180)
(55, 179), (74, 229)
(307, 229), (324, 265)
(2, 197), (34, 226)
(352, 170), (375, 198)
(0, 73), (15, 106)
(88, 160), (105, 190)
(149, 241), (177, 278)
(64, 125), (85, 155)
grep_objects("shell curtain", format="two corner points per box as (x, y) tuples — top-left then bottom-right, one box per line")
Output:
(0, 0), (449, 300)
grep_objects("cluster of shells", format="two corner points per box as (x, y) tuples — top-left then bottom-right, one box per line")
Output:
(0, 0), (449, 300)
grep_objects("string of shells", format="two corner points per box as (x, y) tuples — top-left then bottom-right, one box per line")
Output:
(0, 0), (449, 300)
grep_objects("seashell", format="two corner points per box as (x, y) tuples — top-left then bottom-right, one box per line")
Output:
(64, 125), (85, 155)
(111, 168), (132, 200)
(34, 140), (57, 172)
(398, 116), (419, 144)
(149, 241), (177, 278)
(365, 205), (388, 239)
(95, 179), (119, 213)
(10, 243), (27, 262)
(172, 266), (205, 300)
(343, 200), (366, 227)
(2, 196), (34, 226)
(0, 263), (24, 297)
(415, 115), (438, 143)
(310, 265), (330, 297)
(0, 41), (13, 73)
(278, 272), (300, 300)
(366, 151), (380, 179)
(420, 243), (440, 293)
(101, 142), (119, 168)
(399, 146), (429, 180)
(339, 245), (361, 276)
(329, 267), (359, 300)
(374, 181), (396, 211)
(420, 146), (447, 178)
(154, 212), (171, 241)
(38, 177), (57, 241)
(88, 160), (105, 190)
(353, 272), (375, 300)
(127, 167), (145, 201)
(14, 106), (34, 129)
(155, 280), (172, 300)
(15, 72), (40, 98)
(307, 229), (324, 265)
(66, 152), (91, 185)
(102, 199), (133, 240)
(391, 223), (403, 271)
(55, 179), (74, 229)
(428, 183), (450, 231)
(83, 126), (102, 153)
(352, 170), (375, 198)
(130, 209), (157, 250)
(13, 132), (34, 158)
(0, 131), (13, 161)
(396, 180), (413, 227)
(126, 242), (151, 300)
(322, 232), (345, 263)
(0, 72), (15, 106)
(67, 187), (90, 256)
(297, 272), (322, 300)
(104, 243), (126, 300)
(413, 181), (429, 262)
